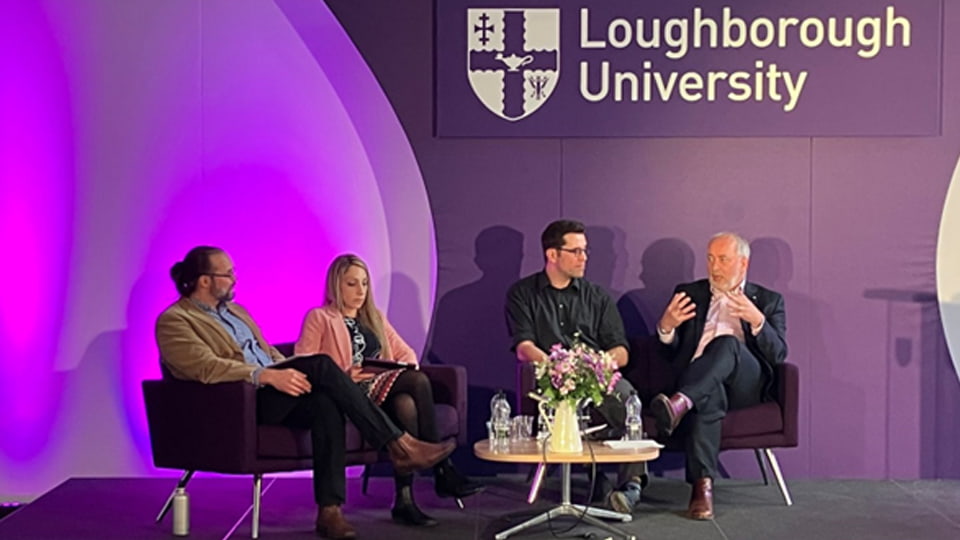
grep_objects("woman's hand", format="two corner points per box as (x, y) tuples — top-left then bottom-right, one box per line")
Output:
(349, 365), (375, 383)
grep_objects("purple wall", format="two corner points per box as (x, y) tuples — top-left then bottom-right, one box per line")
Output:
(328, 0), (960, 481)
(0, 0), (435, 498)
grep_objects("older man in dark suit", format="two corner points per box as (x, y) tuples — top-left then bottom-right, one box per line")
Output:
(651, 232), (787, 520)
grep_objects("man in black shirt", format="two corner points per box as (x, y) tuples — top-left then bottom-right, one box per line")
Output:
(506, 219), (644, 513)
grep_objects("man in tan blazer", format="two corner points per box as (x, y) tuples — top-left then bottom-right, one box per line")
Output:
(156, 246), (454, 539)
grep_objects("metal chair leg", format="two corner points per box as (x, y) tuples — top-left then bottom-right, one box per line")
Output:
(527, 463), (547, 504)
(763, 449), (793, 506)
(361, 465), (371, 495)
(754, 449), (770, 485)
(252, 474), (263, 539)
(156, 470), (194, 523)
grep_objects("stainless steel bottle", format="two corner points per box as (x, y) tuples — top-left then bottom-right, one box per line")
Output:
(172, 487), (189, 536)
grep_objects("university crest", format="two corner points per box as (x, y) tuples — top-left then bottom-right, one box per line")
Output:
(467, 8), (560, 122)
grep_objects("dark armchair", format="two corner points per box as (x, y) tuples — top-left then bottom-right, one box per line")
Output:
(143, 348), (468, 538)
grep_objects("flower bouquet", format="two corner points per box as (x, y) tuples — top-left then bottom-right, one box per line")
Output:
(532, 335), (621, 452)
(534, 336), (622, 407)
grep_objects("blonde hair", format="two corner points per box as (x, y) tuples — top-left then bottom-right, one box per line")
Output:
(324, 254), (392, 359)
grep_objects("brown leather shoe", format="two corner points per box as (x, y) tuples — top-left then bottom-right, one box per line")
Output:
(316, 505), (357, 539)
(688, 477), (714, 520)
(651, 393), (691, 437)
(387, 433), (456, 475)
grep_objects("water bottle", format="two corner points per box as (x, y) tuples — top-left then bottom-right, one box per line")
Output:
(172, 487), (189, 536)
(624, 391), (643, 441)
(490, 390), (512, 449)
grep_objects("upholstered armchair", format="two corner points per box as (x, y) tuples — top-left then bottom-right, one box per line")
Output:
(143, 345), (467, 538)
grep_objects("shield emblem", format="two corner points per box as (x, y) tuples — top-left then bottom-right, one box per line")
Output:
(467, 8), (560, 122)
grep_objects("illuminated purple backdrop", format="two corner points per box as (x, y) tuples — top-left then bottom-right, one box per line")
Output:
(0, 0), (435, 498)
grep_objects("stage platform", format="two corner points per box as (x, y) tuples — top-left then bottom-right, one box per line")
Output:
(0, 474), (958, 539)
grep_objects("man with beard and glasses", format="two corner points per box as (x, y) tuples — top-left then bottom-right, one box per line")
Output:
(505, 219), (645, 514)
(155, 246), (454, 539)
(650, 232), (787, 520)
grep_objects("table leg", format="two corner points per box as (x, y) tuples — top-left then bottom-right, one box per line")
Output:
(494, 506), (565, 540)
(569, 504), (633, 522)
(574, 512), (637, 540)
(495, 462), (639, 540)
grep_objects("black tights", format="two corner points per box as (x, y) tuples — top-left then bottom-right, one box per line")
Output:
(378, 370), (440, 487)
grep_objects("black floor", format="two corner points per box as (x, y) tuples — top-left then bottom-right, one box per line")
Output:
(1, 474), (958, 539)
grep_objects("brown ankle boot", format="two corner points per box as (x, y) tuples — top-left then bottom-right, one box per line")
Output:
(688, 477), (714, 520)
(387, 433), (456, 475)
(316, 505), (356, 539)
(651, 393), (692, 437)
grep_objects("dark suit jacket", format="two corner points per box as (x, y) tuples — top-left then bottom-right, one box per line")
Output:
(662, 279), (787, 400)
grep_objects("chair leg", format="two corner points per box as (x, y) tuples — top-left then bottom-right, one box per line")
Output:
(763, 449), (792, 506)
(361, 465), (371, 495)
(525, 464), (537, 483)
(251, 474), (263, 539)
(156, 470), (195, 523)
(527, 463), (547, 504)
(754, 449), (770, 485)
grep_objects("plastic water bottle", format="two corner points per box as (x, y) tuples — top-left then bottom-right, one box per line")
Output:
(172, 487), (189, 536)
(490, 390), (512, 449)
(624, 391), (643, 441)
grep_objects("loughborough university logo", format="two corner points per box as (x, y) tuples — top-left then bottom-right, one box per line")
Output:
(467, 8), (559, 122)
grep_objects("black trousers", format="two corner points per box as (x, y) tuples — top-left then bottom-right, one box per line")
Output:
(256, 354), (403, 506)
(675, 336), (766, 483)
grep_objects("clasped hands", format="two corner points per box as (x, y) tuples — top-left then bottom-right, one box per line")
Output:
(658, 290), (764, 333)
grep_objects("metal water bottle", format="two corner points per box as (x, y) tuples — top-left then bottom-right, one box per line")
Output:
(172, 487), (189, 536)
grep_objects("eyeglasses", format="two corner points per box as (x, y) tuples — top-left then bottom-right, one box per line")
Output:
(206, 271), (236, 280)
(557, 247), (590, 257)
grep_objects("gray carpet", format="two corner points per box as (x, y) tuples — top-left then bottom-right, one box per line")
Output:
(0, 475), (957, 539)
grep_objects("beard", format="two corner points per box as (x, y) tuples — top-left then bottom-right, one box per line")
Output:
(709, 273), (742, 292)
(213, 285), (235, 304)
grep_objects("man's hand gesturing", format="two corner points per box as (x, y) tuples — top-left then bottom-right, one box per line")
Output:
(658, 292), (696, 333)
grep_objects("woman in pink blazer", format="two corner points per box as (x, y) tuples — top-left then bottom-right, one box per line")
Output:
(295, 254), (482, 527)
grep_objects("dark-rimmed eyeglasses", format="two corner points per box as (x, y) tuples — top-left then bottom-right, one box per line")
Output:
(557, 247), (589, 257)
(206, 272), (236, 280)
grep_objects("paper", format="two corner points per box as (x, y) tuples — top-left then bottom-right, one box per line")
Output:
(602, 440), (664, 450)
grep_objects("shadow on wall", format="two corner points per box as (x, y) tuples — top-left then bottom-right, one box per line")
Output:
(863, 286), (960, 479)
(731, 236), (825, 479)
(426, 225), (524, 474)
(617, 238), (695, 408)
(927, 301), (960, 478)
(619, 238), (696, 341)
(385, 272), (426, 358)
(65, 275), (159, 478)
(614, 238), (696, 477)
(584, 226), (628, 300)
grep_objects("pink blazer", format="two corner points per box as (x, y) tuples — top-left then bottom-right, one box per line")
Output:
(293, 304), (417, 372)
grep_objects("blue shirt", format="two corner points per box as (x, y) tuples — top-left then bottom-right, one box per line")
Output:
(193, 300), (272, 368)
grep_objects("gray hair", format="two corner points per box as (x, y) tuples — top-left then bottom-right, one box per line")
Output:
(710, 232), (750, 258)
